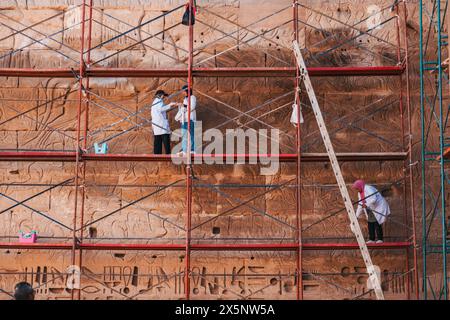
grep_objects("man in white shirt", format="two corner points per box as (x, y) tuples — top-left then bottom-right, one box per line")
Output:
(151, 90), (176, 154)
(175, 85), (197, 154)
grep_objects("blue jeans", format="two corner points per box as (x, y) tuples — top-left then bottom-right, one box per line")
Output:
(182, 120), (195, 153)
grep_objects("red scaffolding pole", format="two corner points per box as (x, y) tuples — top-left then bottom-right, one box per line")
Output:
(0, 241), (413, 251)
(184, 0), (195, 300)
(75, 0), (94, 301)
(293, 0), (303, 301)
(70, 0), (88, 300)
(0, 152), (408, 162)
(0, 66), (405, 78)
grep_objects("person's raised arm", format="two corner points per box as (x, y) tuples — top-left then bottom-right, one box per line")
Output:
(161, 102), (176, 112)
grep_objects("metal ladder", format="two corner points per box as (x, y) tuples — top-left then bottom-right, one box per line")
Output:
(292, 41), (385, 300)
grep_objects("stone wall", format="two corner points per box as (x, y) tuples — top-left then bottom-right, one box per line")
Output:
(0, 0), (430, 300)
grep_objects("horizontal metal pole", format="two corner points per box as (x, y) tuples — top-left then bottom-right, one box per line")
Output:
(0, 66), (405, 78)
(0, 152), (408, 162)
(0, 151), (76, 162)
(0, 241), (412, 251)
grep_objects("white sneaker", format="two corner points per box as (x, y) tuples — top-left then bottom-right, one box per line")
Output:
(366, 240), (375, 244)
(376, 240), (384, 244)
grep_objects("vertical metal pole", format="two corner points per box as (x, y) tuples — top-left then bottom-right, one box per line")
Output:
(76, 0), (93, 301)
(402, 0), (420, 300)
(436, 0), (448, 300)
(72, 0), (87, 300)
(406, 248), (411, 299)
(395, 13), (402, 66)
(419, 0), (427, 300)
(395, 5), (411, 299)
(293, 0), (303, 301)
(185, 0), (194, 300)
(84, 0), (94, 149)
(395, 4), (413, 299)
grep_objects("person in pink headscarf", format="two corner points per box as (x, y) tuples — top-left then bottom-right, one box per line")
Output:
(352, 180), (391, 244)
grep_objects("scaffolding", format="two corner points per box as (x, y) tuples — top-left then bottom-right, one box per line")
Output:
(0, 0), (419, 300)
(420, 0), (449, 300)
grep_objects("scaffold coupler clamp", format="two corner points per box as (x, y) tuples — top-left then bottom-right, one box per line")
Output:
(409, 160), (418, 167)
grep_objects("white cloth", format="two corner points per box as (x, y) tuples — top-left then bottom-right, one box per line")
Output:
(175, 107), (183, 122)
(355, 184), (391, 225)
(290, 103), (304, 125)
(178, 95), (197, 123)
(151, 97), (172, 136)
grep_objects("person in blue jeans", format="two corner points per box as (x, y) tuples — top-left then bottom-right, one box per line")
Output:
(176, 85), (197, 155)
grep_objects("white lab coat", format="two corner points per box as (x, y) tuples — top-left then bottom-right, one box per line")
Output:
(176, 95), (197, 123)
(151, 98), (171, 136)
(355, 184), (391, 225)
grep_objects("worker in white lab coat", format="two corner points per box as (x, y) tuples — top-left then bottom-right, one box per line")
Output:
(175, 85), (197, 155)
(352, 180), (391, 244)
(151, 90), (177, 154)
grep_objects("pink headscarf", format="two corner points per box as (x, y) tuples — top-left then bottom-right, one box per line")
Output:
(352, 180), (366, 205)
